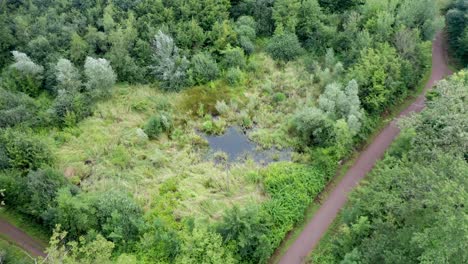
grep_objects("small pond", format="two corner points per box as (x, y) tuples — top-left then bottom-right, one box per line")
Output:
(203, 126), (291, 165)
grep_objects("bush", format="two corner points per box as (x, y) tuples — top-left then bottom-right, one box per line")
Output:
(190, 52), (219, 84)
(84, 57), (116, 99)
(221, 46), (246, 69)
(291, 107), (335, 147)
(144, 114), (172, 139)
(225, 67), (244, 86)
(54, 58), (82, 93)
(26, 168), (67, 219)
(266, 32), (303, 62)
(1, 51), (44, 97)
(0, 128), (53, 172)
(0, 88), (40, 128)
(51, 89), (90, 127)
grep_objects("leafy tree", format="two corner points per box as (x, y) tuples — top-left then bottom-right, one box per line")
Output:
(70, 32), (90, 65)
(45, 227), (115, 264)
(93, 190), (144, 248)
(0, 88), (40, 128)
(446, 1), (468, 65)
(266, 32), (303, 62)
(0, 128), (53, 171)
(26, 168), (67, 219)
(137, 219), (181, 263)
(291, 107), (335, 147)
(175, 19), (206, 51)
(176, 226), (236, 264)
(319, 0), (363, 12)
(190, 52), (219, 84)
(54, 188), (97, 240)
(221, 46), (246, 69)
(348, 44), (406, 114)
(217, 205), (272, 263)
(55, 58), (82, 93)
(84, 57), (116, 99)
(2, 51), (44, 97)
(272, 0), (300, 33)
(318, 80), (363, 135)
(209, 20), (238, 53)
(150, 31), (189, 91)
(252, 0), (275, 36)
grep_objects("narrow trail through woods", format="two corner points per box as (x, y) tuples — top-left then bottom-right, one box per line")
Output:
(0, 218), (46, 257)
(278, 31), (453, 264)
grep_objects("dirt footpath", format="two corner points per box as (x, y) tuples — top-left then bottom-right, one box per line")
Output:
(279, 31), (452, 264)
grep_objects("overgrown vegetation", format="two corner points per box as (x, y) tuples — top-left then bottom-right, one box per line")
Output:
(311, 71), (468, 263)
(446, 0), (468, 66)
(0, 0), (451, 263)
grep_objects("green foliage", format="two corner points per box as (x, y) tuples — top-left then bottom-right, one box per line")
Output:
(261, 163), (326, 256)
(266, 32), (303, 62)
(225, 67), (244, 86)
(314, 71), (468, 264)
(291, 107), (335, 147)
(319, 0), (363, 12)
(84, 57), (117, 99)
(190, 52), (219, 85)
(446, 1), (468, 66)
(26, 168), (67, 220)
(143, 114), (172, 139)
(150, 31), (189, 91)
(1, 51), (44, 97)
(348, 44), (408, 114)
(93, 190), (144, 248)
(272, 0), (300, 33)
(217, 205), (273, 263)
(221, 46), (246, 69)
(46, 227), (116, 264)
(0, 88), (41, 128)
(176, 226), (236, 264)
(0, 129), (53, 172)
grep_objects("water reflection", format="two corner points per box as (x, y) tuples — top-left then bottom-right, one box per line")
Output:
(203, 127), (291, 165)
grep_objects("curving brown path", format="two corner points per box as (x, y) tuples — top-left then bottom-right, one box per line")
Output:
(0, 218), (46, 257)
(279, 32), (453, 264)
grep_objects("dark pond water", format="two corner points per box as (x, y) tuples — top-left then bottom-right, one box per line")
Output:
(203, 126), (291, 164)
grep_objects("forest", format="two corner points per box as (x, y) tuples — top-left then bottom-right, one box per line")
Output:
(0, 0), (465, 263)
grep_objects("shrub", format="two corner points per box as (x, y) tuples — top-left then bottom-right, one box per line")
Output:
(190, 52), (219, 84)
(26, 168), (67, 219)
(144, 114), (172, 139)
(51, 89), (90, 127)
(0, 88), (40, 128)
(84, 57), (116, 99)
(221, 46), (246, 69)
(272, 92), (286, 103)
(291, 107), (335, 147)
(0, 129), (53, 171)
(1, 51), (44, 97)
(54, 58), (82, 93)
(225, 67), (244, 86)
(266, 32), (303, 62)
